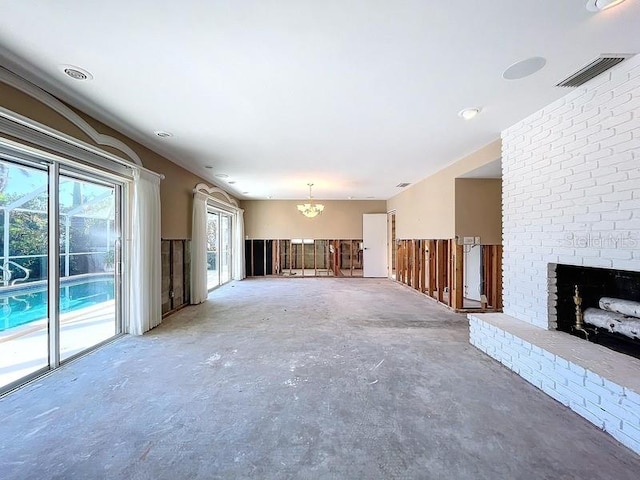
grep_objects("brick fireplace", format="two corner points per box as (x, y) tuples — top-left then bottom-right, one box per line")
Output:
(553, 263), (640, 359)
(469, 54), (640, 454)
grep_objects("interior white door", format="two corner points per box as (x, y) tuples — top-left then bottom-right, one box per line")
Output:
(363, 213), (388, 277)
(464, 245), (482, 301)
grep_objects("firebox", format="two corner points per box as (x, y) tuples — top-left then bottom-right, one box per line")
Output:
(553, 264), (640, 359)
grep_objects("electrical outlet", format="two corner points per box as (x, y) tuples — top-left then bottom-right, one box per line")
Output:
(474, 236), (481, 244)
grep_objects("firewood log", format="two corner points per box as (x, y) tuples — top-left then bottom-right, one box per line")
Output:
(599, 297), (640, 319)
(584, 308), (640, 340)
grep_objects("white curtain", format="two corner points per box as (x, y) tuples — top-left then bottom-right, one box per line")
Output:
(129, 169), (162, 335)
(191, 191), (209, 304)
(233, 209), (245, 280)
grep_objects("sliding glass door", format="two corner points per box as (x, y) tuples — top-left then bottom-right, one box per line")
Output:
(0, 159), (49, 387)
(206, 209), (232, 290)
(58, 171), (120, 361)
(0, 156), (123, 392)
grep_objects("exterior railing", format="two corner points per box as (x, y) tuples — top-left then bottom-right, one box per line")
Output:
(0, 251), (112, 287)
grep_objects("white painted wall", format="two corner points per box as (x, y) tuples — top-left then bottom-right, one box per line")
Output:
(501, 54), (640, 329)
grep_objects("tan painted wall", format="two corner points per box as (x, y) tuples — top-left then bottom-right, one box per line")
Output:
(73, 113), (224, 239)
(243, 200), (387, 239)
(454, 178), (502, 245)
(387, 139), (501, 240)
(1, 81), (232, 239)
(0, 82), (94, 144)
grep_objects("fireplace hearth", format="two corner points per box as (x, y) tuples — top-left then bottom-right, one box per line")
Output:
(553, 264), (640, 360)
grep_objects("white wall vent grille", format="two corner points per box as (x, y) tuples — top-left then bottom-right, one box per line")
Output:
(556, 54), (633, 87)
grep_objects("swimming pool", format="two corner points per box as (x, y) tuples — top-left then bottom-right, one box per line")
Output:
(0, 275), (115, 331)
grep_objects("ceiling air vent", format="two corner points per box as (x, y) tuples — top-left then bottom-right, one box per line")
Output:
(396, 182), (411, 188)
(556, 54), (633, 87)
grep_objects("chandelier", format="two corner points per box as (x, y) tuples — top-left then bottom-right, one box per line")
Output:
(297, 183), (325, 218)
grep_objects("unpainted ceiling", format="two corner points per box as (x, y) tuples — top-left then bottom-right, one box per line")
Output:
(0, 1), (638, 200)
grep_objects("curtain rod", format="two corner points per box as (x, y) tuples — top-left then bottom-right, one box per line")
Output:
(135, 165), (165, 180)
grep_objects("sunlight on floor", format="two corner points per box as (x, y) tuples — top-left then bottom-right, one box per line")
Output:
(0, 301), (116, 389)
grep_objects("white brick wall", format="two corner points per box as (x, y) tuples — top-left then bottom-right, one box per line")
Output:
(502, 55), (640, 329)
(469, 315), (640, 455)
(474, 58), (640, 455)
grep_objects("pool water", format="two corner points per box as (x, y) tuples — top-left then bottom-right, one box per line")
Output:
(0, 278), (115, 331)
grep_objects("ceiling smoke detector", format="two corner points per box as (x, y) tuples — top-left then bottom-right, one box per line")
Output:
(586, 0), (626, 11)
(62, 65), (93, 81)
(154, 131), (173, 138)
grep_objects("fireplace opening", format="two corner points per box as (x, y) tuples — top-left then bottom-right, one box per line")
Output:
(554, 264), (640, 360)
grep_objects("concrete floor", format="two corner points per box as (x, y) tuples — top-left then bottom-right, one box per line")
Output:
(1, 278), (639, 479)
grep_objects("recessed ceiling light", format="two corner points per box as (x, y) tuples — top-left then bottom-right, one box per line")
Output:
(228, 181), (236, 184)
(503, 57), (547, 80)
(366, 196), (375, 199)
(458, 107), (481, 120)
(242, 191), (249, 194)
(586, 0), (625, 11)
(204, 165), (214, 169)
(154, 131), (173, 138)
(214, 173), (229, 178)
(268, 196), (273, 199)
(62, 65), (93, 81)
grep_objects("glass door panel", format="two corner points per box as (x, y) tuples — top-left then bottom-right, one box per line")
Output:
(207, 210), (233, 289)
(206, 211), (219, 289)
(291, 240), (303, 275)
(0, 159), (49, 389)
(279, 240), (291, 275)
(220, 213), (231, 284)
(58, 174), (118, 361)
(315, 240), (331, 276)
(352, 240), (364, 277)
(340, 240), (352, 277)
(302, 240), (315, 277)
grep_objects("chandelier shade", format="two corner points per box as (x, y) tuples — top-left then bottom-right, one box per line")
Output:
(297, 183), (324, 218)
(297, 203), (325, 218)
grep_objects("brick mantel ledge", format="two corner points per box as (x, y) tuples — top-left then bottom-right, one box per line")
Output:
(469, 313), (640, 454)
